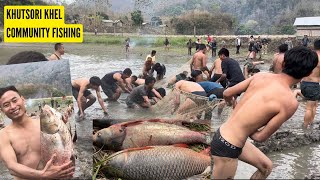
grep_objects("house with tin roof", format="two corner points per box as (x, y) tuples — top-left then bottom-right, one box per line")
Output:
(293, 16), (320, 36)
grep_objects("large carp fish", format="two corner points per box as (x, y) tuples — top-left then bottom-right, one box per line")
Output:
(105, 145), (211, 180)
(40, 105), (74, 166)
(93, 119), (210, 151)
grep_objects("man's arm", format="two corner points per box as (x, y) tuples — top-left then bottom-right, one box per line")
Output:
(223, 76), (253, 105)
(125, 78), (133, 91)
(77, 85), (86, 117)
(250, 106), (297, 142)
(0, 132), (74, 179)
(95, 87), (108, 114)
(190, 57), (195, 72)
(142, 96), (152, 107)
(151, 88), (162, 100)
(114, 74), (130, 93)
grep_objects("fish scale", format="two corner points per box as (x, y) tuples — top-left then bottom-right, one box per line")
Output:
(107, 146), (210, 180)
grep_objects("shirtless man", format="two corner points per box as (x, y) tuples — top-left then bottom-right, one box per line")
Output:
(72, 76), (108, 118)
(272, 44), (288, 73)
(145, 50), (156, 64)
(301, 39), (320, 128)
(167, 71), (188, 87)
(173, 80), (207, 114)
(211, 46), (318, 179)
(209, 58), (227, 88)
(126, 75), (145, 88)
(190, 44), (208, 82)
(101, 68), (132, 101)
(0, 86), (74, 179)
(48, 43), (64, 60)
(142, 57), (154, 78)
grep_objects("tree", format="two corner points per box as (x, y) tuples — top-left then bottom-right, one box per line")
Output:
(131, 10), (143, 26)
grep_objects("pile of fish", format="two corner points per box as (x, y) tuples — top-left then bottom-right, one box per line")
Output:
(93, 119), (212, 180)
(40, 105), (74, 166)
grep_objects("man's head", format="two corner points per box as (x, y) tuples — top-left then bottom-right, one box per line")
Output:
(89, 76), (102, 89)
(7, 51), (48, 65)
(131, 75), (138, 82)
(54, 43), (65, 55)
(199, 44), (207, 53)
(156, 88), (166, 97)
(314, 39), (320, 51)
(122, 68), (132, 79)
(0, 86), (26, 120)
(218, 48), (229, 60)
(151, 50), (156, 56)
(145, 76), (156, 89)
(282, 46), (318, 79)
(278, 44), (288, 53)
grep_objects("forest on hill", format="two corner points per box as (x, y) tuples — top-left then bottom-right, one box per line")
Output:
(1, 0), (320, 35)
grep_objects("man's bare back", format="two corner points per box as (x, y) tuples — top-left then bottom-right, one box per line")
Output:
(192, 51), (207, 70)
(175, 80), (204, 92)
(272, 53), (285, 74)
(220, 73), (298, 147)
(210, 58), (222, 74)
(72, 78), (89, 89)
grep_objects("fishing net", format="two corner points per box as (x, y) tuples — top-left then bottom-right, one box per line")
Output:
(152, 88), (224, 120)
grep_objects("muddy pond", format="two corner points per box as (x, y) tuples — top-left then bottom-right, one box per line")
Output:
(0, 43), (319, 179)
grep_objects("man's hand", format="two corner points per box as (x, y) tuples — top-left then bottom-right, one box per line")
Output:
(103, 111), (108, 116)
(41, 154), (75, 179)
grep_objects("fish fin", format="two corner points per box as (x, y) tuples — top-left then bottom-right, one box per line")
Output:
(121, 120), (144, 127)
(146, 119), (163, 123)
(122, 146), (154, 153)
(172, 144), (189, 148)
(199, 147), (211, 156)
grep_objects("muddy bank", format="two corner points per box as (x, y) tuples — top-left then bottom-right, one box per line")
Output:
(254, 121), (320, 154)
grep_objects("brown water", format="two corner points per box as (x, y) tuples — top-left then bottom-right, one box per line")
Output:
(0, 43), (319, 179)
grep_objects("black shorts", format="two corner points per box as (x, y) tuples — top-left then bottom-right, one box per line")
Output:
(301, 81), (320, 101)
(191, 91), (207, 97)
(72, 86), (92, 100)
(191, 70), (202, 78)
(211, 128), (242, 159)
(101, 81), (118, 98)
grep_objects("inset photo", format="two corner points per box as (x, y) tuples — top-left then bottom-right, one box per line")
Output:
(0, 60), (91, 179)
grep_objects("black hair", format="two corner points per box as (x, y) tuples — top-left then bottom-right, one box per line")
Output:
(156, 88), (166, 97)
(89, 76), (102, 86)
(151, 50), (156, 55)
(282, 46), (318, 79)
(179, 73), (187, 79)
(7, 51), (48, 65)
(278, 44), (288, 53)
(54, 43), (63, 51)
(250, 35), (254, 38)
(0, 86), (21, 98)
(186, 77), (196, 82)
(191, 70), (202, 78)
(314, 39), (320, 50)
(145, 76), (156, 85)
(199, 44), (206, 50)
(123, 68), (132, 76)
(218, 48), (229, 57)
(131, 75), (138, 81)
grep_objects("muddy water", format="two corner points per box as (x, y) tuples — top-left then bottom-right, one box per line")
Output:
(0, 43), (319, 179)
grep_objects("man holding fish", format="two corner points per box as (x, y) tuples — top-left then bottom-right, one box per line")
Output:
(0, 86), (74, 179)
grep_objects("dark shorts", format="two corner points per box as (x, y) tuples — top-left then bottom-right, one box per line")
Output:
(208, 88), (224, 99)
(301, 81), (320, 101)
(191, 91), (207, 97)
(211, 128), (242, 159)
(126, 96), (139, 108)
(191, 70), (202, 78)
(210, 74), (227, 88)
(101, 81), (118, 98)
(72, 86), (92, 100)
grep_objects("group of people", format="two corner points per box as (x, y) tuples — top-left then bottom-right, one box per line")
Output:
(167, 36), (320, 179)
